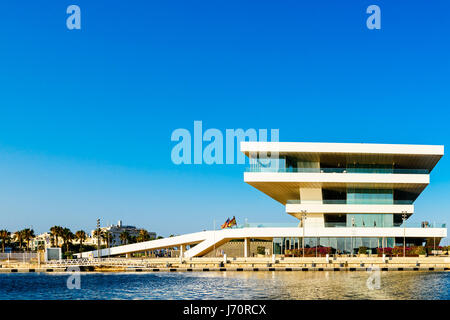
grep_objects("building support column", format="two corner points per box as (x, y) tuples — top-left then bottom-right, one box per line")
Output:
(180, 244), (186, 258)
(244, 238), (250, 258)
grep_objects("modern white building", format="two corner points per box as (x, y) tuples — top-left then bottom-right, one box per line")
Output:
(81, 142), (447, 258)
(242, 141), (446, 254)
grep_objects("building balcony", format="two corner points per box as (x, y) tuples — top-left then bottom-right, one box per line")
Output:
(244, 167), (430, 187)
(285, 200), (414, 215)
(286, 200), (414, 204)
(244, 170), (429, 205)
(246, 167), (430, 174)
(234, 222), (446, 229)
(227, 223), (447, 241)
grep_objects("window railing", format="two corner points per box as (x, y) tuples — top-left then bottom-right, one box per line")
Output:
(324, 222), (347, 228)
(286, 199), (414, 205)
(399, 222), (447, 228)
(246, 167), (429, 174)
(234, 223), (299, 229)
(231, 222), (446, 229)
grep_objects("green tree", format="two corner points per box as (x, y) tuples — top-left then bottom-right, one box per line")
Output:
(129, 235), (137, 244)
(93, 229), (104, 248)
(50, 226), (63, 247)
(14, 230), (24, 250)
(101, 230), (111, 248)
(0, 229), (10, 253)
(75, 230), (87, 249)
(22, 228), (35, 251)
(92, 229), (103, 238)
(119, 231), (129, 245)
(61, 228), (74, 252)
(137, 229), (150, 242)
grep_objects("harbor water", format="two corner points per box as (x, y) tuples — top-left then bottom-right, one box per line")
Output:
(0, 271), (449, 300)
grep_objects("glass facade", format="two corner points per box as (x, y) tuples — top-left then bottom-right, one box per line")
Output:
(273, 237), (396, 255)
(249, 157), (285, 172)
(346, 163), (393, 173)
(346, 214), (394, 228)
(323, 213), (395, 228)
(347, 188), (393, 204)
(247, 156), (429, 174)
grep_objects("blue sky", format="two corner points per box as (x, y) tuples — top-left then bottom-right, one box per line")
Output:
(0, 1), (449, 242)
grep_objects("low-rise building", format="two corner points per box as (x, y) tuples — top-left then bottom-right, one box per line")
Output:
(31, 232), (53, 251)
(92, 220), (156, 247)
(31, 232), (97, 251)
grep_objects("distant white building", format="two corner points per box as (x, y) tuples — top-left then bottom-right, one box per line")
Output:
(32, 232), (97, 250)
(31, 232), (52, 251)
(92, 220), (156, 247)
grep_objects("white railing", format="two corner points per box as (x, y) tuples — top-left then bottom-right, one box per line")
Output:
(45, 257), (157, 267)
(0, 252), (38, 261)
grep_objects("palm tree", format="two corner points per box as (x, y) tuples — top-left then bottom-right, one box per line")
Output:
(129, 236), (137, 244)
(50, 226), (63, 247)
(14, 230), (24, 250)
(0, 229), (10, 253)
(56, 227), (65, 248)
(119, 231), (129, 245)
(22, 228), (35, 251)
(61, 228), (74, 252)
(92, 229), (103, 245)
(137, 229), (150, 242)
(101, 231), (111, 248)
(75, 230), (87, 249)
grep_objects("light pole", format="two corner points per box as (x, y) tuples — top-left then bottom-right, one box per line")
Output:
(402, 211), (407, 257)
(351, 217), (355, 256)
(213, 219), (216, 258)
(301, 210), (307, 258)
(96, 218), (101, 259)
(316, 237), (318, 258)
(107, 231), (110, 258)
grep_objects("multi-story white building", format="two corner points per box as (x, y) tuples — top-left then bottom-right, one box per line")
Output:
(31, 232), (52, 251)
(82, 142), (447, 258)
(242, 141), (447, 254)
(93, 221), (157, 247)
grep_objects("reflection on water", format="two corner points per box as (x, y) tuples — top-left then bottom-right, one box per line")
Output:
(0, 271), (448, 300)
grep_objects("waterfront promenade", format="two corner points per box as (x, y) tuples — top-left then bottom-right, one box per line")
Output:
(1, 256), (450, 273)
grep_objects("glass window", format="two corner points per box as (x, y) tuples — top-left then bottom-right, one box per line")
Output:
(347, 188), (393, 204)
(346, 214), (393, 228)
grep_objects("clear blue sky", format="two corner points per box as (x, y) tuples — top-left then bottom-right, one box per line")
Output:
(0, 1), (449, 243)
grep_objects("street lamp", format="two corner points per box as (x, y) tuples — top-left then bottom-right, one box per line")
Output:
(402, 211), (408, 257)
(301, 210), (307, 258)
(96, 218), (101, 259)
(213, 219), (216, 258)
(351, 217), (355, 256)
